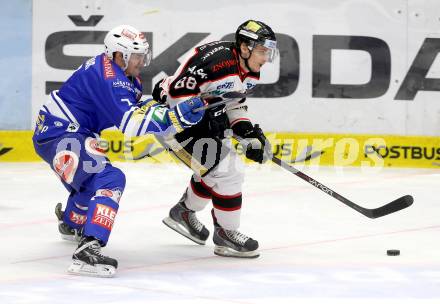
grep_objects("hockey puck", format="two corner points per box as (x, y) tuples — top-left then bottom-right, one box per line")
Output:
(386, 249), (400, 256)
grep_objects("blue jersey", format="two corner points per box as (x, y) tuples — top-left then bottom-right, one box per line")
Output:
(38, 53), (176, 139)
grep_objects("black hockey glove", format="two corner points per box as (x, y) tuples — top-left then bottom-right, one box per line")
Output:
(207, 108), (230, 139)
(152, 78), (167, 104)
(232, 122), (271, 164)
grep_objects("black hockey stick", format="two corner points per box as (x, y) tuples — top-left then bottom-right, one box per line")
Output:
(288, 145), (324, 163)
(235, 133), (413, 218)
(271, 156), (414, 218)
(193, 91), (247, 112)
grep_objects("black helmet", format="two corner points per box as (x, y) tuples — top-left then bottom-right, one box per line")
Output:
(235, 20), (278, 62)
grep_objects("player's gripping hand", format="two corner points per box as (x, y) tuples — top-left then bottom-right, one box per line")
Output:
(237, 123), (271, 164)
(168, 97), (205, 132)
(152, 78), (167, 103)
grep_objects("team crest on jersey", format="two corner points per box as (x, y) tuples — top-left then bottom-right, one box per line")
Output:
(36, 114), (46, 134)
(152, 107), (167, 123)
(85, 137), (107, 156)
(69, 211), (87, 225)
(52, 150), (79, 184)
(91, 204), (117, 231)
(103, 55), (116, 79)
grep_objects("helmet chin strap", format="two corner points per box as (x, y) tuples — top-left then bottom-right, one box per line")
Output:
(244, 57), (253, 73)
(122, 55), (129, 71)
(240, 48), (257, 73)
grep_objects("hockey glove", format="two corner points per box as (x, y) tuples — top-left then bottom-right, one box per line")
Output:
(168, 97), (205, 133)
(233, 122), (271, 164)
(152, 78), (167, 104)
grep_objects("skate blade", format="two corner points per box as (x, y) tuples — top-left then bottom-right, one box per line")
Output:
(214, 246), (260, 258)
(60, 234), (81, 243)
(67, 259), (116, 278)
(162, 217), (206, 245)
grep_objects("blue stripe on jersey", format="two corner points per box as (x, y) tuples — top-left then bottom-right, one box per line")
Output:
(121, 110), (134, 134)
(136, 115), (148, 137)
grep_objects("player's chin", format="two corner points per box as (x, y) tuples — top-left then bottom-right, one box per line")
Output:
(252, 65), (262, 73)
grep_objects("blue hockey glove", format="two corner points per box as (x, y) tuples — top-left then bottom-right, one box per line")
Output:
(168, 97), (205, 132)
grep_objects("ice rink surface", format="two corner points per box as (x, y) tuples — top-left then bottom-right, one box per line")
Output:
(0, 162), (439, 304)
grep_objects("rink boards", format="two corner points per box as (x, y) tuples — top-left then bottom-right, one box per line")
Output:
(24, 0), (440, 137)
(1, 130), (439, 168)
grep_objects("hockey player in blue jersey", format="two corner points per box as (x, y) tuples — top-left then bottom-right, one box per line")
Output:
(32, 24), (205, 277)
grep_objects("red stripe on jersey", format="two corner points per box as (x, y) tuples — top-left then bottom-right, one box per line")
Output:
(230, 118), (250, 127)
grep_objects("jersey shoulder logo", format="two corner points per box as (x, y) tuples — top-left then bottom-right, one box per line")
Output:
(103, 55), (116, 79)
(85, 57), (96, 70)
(152, 106), (167, 123)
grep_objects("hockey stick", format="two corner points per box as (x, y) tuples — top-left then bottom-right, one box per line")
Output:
(193, 91), (247, 112)
(236, 134), (413, 219)
(271, 156), (413, 218)
(289, 145), (324, 163)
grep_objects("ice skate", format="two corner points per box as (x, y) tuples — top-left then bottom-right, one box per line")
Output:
(55, 203), (82, 242)
(162, 193), (210, 245)
(213, 224), (259, 258)
(67, 236), (117, 278)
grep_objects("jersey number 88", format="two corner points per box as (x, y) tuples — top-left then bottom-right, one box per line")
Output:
(174, 76), (197, 90)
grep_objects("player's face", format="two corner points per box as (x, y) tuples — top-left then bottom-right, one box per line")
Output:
(126, 53), (147, 77)
(247, 45), (271, 72)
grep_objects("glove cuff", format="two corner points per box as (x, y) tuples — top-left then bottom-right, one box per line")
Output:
(167, 109), (184, 133)
(232, 120), (254, 138)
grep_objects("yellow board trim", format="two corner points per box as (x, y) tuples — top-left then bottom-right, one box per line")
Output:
(1, 130), (439, 168)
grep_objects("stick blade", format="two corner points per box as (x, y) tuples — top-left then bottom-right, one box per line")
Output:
(369, 195), (414, 219)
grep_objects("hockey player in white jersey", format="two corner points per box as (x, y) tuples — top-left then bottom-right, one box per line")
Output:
(152, 20), (278, 258)
(32, 25), (205, 277)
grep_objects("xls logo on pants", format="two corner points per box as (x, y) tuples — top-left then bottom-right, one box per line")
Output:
(0, 144), (13, 156)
